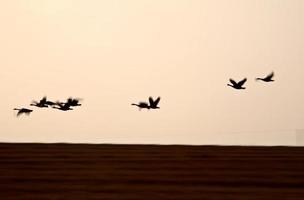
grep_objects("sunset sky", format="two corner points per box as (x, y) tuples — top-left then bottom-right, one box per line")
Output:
(1, 0), (303, 145)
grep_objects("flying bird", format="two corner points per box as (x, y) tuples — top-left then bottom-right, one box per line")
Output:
(14, 108), (33, 117)
(256, 72), (275, 82)
(132, 96), (161, 110)
(30, 96), (48, 108)
(227, 78), (247, 90)
(66, 98), (82, 107)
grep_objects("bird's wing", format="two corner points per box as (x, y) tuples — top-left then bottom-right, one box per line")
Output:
(149, 97), (154, 106)
(265, 71), (274, 79)
(17, 109), (27, 116)
(73, 99), (80, 104)
(40, 96), (47, 103)
(67, 98), (73, 104)
(238, 78), (247, 86)
(16, 111), (22, 117)
(229, 79), (237, 85)
(153, 97), (161, 106)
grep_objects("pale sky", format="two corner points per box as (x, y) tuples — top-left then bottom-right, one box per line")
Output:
(1, 0), (303, 145)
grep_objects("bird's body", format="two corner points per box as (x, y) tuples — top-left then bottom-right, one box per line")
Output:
(131, 102), (150, 110)
(52, 102), (73, 111)
(227, 78), (247, 90)
(45, 100), (56, 106)
(256, 72), (274, 82)
(14, 108), (33, 117)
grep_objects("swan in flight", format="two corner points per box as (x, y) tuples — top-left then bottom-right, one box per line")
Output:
(227, 78), (247, 90)
(132, 96), (161, 110)
(14, 108), (33, 117)
(256, 72), (275, 82)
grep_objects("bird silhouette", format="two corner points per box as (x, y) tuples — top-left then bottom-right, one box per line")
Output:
(148, 96), (161, 109)
(30, 96), (48, 108)
(14, 108), (33, 117)
(52, 102), (73, 111)
(256, 72), (275, 82)
(227, 78), (247, 90)
(66, 98), (82, 107)
(132, 96), (161, 110)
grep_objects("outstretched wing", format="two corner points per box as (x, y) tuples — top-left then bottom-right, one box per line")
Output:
(149, 97), (161, 107)
(67, 98), (73, 104)
(229, 79), (237, 86)
(153, 97), (161, 106)
(40, 96), (47, 104)
(149, 97), (154, 106)
(265, 71), (274, 79)
(73, 98), (80, 104)
(68, 97), (82, 105)
(16, 110), (23, 117)
(237, 78), (247, 86)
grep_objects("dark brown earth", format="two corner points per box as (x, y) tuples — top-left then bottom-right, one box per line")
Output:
(0, 143), (304, 200)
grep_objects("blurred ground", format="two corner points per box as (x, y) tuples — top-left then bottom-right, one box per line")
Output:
(0, 143), (304, 199)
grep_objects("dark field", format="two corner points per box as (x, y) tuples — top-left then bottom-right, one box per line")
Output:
(0, 143), (304, 199)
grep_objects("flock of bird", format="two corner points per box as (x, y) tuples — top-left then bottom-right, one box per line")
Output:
(227, 71), (275, 90)
(13, 71), (274, 117)
(14, 97), (82, 117)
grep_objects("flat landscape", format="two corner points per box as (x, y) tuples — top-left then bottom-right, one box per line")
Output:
(0, 143), (304, 200)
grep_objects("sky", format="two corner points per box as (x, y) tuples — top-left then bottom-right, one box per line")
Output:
(0, 0), (303, 145)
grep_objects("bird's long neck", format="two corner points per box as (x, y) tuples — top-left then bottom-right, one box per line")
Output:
(131, 103), (139, 107)
(13, 108), (20, 111)
(227, 84), (233, 87)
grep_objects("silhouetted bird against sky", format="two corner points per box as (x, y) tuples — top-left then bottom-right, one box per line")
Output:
(227, 78), (247, 90)
(14, 108), (33, 117)
(66, 98), (82, 107)
(30, 96), (48, 108)
(148, 96), (161, 109)
(256, 72), (275, 82)
(132, 96), (161, 110)
(52, 102), (73, 111)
